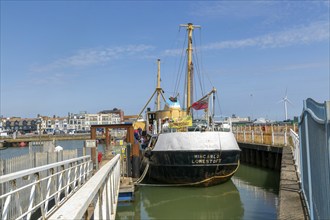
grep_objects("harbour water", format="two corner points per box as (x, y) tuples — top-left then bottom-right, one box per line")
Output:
(0, 140), (280, 219)
(116, 164), (280, 220)
(0, 139), (104, 159)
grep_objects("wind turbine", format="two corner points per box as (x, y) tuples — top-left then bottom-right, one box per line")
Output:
(278, 89), (293, 121)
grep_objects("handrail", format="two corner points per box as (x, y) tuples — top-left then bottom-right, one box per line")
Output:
(290, 128), (301, 181)
(49, 154), (121, 220)
(0, 155), (90, 183)
(300, 108), (326, 125)
(0, 155), (92, 220)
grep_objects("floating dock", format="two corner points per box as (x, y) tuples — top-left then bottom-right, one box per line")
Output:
(119, 177), (135, 202)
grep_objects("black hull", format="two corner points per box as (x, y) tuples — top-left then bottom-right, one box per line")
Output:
(141, 150), (240, 187)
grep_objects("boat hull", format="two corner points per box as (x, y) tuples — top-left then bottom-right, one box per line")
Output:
(142, 149), (240, 186)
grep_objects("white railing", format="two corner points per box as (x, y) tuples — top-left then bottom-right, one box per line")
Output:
(290, 128), (301, 180)
(0, 150), (78, 175)
(0, 155), (92, 220)
(49, 154), (121, 220)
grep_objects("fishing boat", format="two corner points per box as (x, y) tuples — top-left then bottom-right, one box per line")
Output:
(137, 23), (240, 187)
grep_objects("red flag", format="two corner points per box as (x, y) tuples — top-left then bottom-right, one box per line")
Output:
(191, 96), (209, 110)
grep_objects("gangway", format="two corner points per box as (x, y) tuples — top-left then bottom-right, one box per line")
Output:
(49, 154), (121, 219)
(0, 154), (121, 220)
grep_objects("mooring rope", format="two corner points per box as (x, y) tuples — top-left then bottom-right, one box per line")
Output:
(135, 160), (240, 187)
(134, 161), (150, 185)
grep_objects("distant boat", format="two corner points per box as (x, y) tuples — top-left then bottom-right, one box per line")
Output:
(137, 23), (241, 187)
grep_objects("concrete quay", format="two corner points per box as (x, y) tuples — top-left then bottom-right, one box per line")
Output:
(278, 146), (309, 219)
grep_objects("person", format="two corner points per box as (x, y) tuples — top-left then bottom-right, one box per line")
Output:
(138, 127), (142, 136)
(134, 129), (141, 143)
(98, 152), (103, 164)
(54, 145), (63, 152)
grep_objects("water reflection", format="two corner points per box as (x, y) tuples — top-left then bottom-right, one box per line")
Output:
(234, 164), (280, 194)
(232, 164), (280, 220)
(117, 164), (279, 220)
(117, 180), (243, 219)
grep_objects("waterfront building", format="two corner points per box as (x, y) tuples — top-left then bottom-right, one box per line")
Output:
(1, 117), (39, 133)
(68, 108), (124, 131)
(0, 108), (124, 134)
(68, 111), (87, 131)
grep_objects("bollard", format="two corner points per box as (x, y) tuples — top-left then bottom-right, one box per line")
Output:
(126, 144), (132, 177)
(132, 143), (140, 178)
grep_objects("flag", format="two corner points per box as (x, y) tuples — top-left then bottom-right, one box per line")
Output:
(191, 96), (209, 110)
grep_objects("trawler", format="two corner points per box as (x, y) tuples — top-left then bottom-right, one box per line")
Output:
(137, 23), (240, 186)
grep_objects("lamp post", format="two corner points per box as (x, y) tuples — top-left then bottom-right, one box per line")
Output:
(37, 118), (42, 146)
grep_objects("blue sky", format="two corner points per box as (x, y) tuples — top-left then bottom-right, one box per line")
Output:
(1, 1), (329, 121)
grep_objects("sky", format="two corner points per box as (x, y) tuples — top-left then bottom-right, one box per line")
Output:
(1, 1), (329, 121)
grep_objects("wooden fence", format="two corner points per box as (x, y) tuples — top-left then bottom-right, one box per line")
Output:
(232, 124), (298, 146)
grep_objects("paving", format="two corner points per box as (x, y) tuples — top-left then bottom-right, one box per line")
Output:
(278, 146), (309, 220)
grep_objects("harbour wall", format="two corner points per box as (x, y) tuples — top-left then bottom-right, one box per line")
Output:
(238, 142), (282, 170)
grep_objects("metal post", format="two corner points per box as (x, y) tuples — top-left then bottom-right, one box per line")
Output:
(126, 144), (132, 177)
(271, 125), (274, 145)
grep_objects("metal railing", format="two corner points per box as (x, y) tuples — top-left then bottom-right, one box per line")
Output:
(0, 155), (92, 220)
(290, 129), (301, 180)
(299, 98), (330, 220)
(49, 154), (121, 220)
(0, 150), (78, 175)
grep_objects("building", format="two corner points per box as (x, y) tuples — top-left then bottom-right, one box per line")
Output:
(68, 108), (124, 131)
(68, 111), (87, 131)
(2, 117), (39, 133)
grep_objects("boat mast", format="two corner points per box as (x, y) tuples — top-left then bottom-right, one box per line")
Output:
(156, 59), (161, 111)
(180, 23), (200, 115)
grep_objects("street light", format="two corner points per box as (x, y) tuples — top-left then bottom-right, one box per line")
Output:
(36, 118), (42, 146)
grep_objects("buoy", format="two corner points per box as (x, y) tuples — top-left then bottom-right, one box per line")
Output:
(19, 142), (27, 147)
(55, 145), (63, 152)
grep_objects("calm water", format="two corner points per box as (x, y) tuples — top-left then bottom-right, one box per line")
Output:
(0, 140), (280, 219)
(0, 139), (106, 159)
(116, 164), (280, 220)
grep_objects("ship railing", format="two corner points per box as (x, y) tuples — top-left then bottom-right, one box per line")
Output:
(0, 155), (92, 220)
(49, 154), (121, 220)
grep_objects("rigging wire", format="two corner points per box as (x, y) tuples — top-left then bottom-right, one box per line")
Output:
(173, 30), (187, 99)
(166, 26), (183, 97)
(215, 90), (223, 118)
(199, 26), (207, 91)
(198, 27), (215, 90)
(193, 30), (205, 97)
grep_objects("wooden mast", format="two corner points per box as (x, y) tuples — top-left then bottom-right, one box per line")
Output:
(180, 23), (200, 115)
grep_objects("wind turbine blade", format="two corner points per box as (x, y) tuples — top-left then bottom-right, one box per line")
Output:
(287, 98), (294, 105)
(277, 99), (284, 104)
